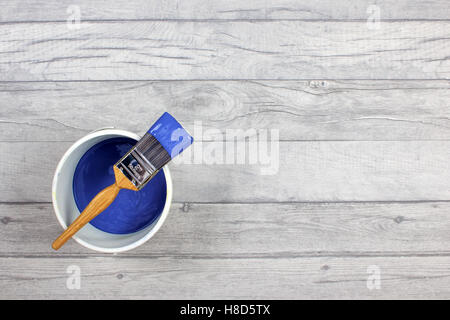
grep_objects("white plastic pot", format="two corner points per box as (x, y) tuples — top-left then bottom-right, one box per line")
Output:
(52, 128), (172, 253)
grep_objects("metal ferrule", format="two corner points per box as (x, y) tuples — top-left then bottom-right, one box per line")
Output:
(115, 133), (171, 190)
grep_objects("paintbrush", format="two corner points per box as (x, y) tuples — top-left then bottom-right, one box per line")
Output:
(52, 112), (193, 250)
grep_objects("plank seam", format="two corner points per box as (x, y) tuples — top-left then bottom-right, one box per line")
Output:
(1, 19), (450, 25)
(1, 252), (450, 259)
(3, 140), (450, 143)
(0, 79), (449, 83)
(2, 200), (450, 205)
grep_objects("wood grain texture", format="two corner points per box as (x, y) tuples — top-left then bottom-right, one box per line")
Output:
(1, 141), (449, 202)
(1, 256), (449, 299)
(1, 202), (450, 257)
(0, 21), (449, 81)
(1, 0), (449, 21)
(1, 0), (450, 300)
(1, 80), (449, 142)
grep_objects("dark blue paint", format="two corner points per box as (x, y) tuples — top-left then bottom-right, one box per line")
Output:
(148, 112), (193, 158)
(72, 137), (167, 234)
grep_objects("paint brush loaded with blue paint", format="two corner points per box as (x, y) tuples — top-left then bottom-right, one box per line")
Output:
(52, 112), (193, 250)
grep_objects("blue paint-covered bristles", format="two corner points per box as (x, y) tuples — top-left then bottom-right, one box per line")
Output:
(147, 112), (194, 159)
(115, 112), (193, 191)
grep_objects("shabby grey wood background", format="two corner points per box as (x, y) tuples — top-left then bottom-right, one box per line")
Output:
(0, 0), (449, 299)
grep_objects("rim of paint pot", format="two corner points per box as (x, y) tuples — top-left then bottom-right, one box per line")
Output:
(52, 128), (173, 253)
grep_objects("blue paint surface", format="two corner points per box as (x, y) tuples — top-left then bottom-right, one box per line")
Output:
(148, 112), (193, 158)
(72, 137), (167, 234)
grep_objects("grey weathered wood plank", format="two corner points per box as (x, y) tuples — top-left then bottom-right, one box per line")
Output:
(0, 0), (448, 301)
(1, 141), (449, 202)
(1, 21), (449, 81)
(1, 0), (449, 21)
(1, 202), (450, 257)
(1, 80), (449, 142)
(1, 256), (449, 299)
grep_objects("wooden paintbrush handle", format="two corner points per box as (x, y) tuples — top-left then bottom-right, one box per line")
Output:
(52, 183), (121, 250)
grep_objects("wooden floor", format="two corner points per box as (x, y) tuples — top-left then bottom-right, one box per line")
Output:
(1, 1), (449, 299)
